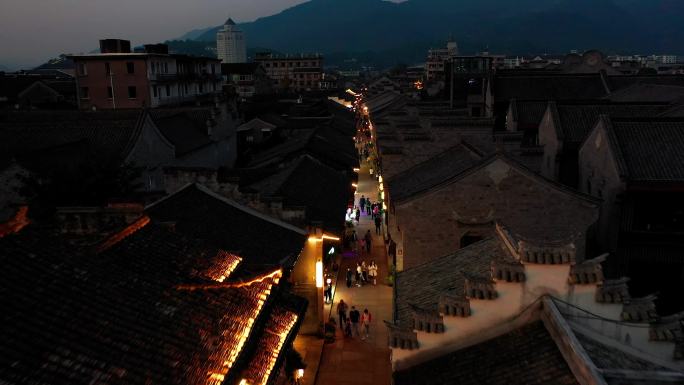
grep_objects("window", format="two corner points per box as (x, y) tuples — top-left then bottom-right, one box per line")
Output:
(78, 63), (87, 75)
(151, 62), (156, 73)
(80, 87), (89, 99)
(127, 86), (137, 99)
(199, 83), (204, 93)
(288, 62), (293, 67)
(165, 85), (170, 97)
(105, 62), (111, 75)
(126, 62), (135, 74)
(107, 87), (113, 99)
(164, 62), (168, 73)
(184, 84), (188, 93)
(153, 86), (158, 98)
(211, 64), (215, 74)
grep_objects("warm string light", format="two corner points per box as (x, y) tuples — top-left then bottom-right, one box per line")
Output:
(0, 206), (30, 238)
(210, 252), (242, 283)
(95, 215), (151, 253)
(206, 275), (280, 384)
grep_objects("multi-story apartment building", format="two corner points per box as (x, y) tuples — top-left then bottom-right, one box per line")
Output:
(216, 18), (246, 63)
(425, 39), (458, 81)
(254, 52), (323, 91)
(69, 40), (221, 110)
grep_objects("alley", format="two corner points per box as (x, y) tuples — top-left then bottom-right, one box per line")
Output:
(314, 157), (393, 385)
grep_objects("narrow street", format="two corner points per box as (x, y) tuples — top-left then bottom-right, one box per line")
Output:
(314, 158), (393, 385)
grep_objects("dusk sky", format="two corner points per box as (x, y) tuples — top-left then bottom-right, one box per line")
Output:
(0, 0), (308, 69)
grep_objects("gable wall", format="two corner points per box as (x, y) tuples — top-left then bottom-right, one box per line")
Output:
(395, 159), (597, 270)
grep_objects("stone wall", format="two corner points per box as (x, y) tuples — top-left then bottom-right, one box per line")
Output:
(395, 159), (598, 269)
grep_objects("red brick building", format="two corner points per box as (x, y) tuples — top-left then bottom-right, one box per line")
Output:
(70, 40), (221, 110)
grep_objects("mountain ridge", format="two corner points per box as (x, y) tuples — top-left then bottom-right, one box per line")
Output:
(181, 0), (683, 65)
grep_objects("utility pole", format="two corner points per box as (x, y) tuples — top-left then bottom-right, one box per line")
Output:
(449, 58), (454, 109)
(109, 72), (116, 109)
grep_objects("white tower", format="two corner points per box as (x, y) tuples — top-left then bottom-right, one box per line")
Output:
(216, 18), (246, 63)
(447, 35), (459, 56)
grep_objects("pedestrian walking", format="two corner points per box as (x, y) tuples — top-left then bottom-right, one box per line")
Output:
(364, 230), (372, 253)
(374, 215), (382, 235)
(373, 203), (379, 218)
(349, 306), (361, 337)
(361, 308), (372, 339)
(366, 200), (371, 215)
(355, 206), (361, 223)
(325, 283), (333, 303)
(361, 261), (368, 282)
(346, 268), (352, 288)
(355, 263), (362, 287)
(337, 300), (349, 329)
(369, 260), (378, 286)
(359, 195), (366, 212)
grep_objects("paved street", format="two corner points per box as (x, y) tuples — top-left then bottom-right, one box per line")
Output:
(315, 159), (393, 385)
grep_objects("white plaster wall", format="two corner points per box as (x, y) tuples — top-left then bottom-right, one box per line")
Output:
(390, 262), (666, 368)
(538, 107), (560, 180)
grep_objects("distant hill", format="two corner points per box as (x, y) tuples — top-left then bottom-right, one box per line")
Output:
(177, 0), (684, 66)
(175, 27), (215, 41)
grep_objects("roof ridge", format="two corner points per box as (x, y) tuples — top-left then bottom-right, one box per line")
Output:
(146, 183), (307, 235)
(394, 153), (600, 205)
(95, 215), (151, 254)
(387, 141), (483, 185)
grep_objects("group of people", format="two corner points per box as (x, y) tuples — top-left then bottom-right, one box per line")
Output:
(336, 300), (373, 340)
(358, 195), (384, 235)
(345, 260), (378, 288)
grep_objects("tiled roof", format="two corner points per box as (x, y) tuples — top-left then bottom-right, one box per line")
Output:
(247, 124), (358, 171)
(395, 237), (508, 327)
(238, 117), (277, 133)
(247, 155), (352, 233)
(605, 75), (684, 93)
(494, 73), (609, 103)
(146, 184), (307, 266)
(149, 108), (213, 156)
(387, 142), (483, 203)
(552, 103), (671, 145)
(605, 117), (684, 182)
(660, 104), (684, 118)
(574, 332), (671, 372)
(0, 223), (286, 385)
(0, 109), (144, 170)
(604, 83), (684, 103)
(394, 321), (579, 385)
(509, 100), (548, 131)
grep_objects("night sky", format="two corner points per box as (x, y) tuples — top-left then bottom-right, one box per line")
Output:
(0, 0), (308, 69)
